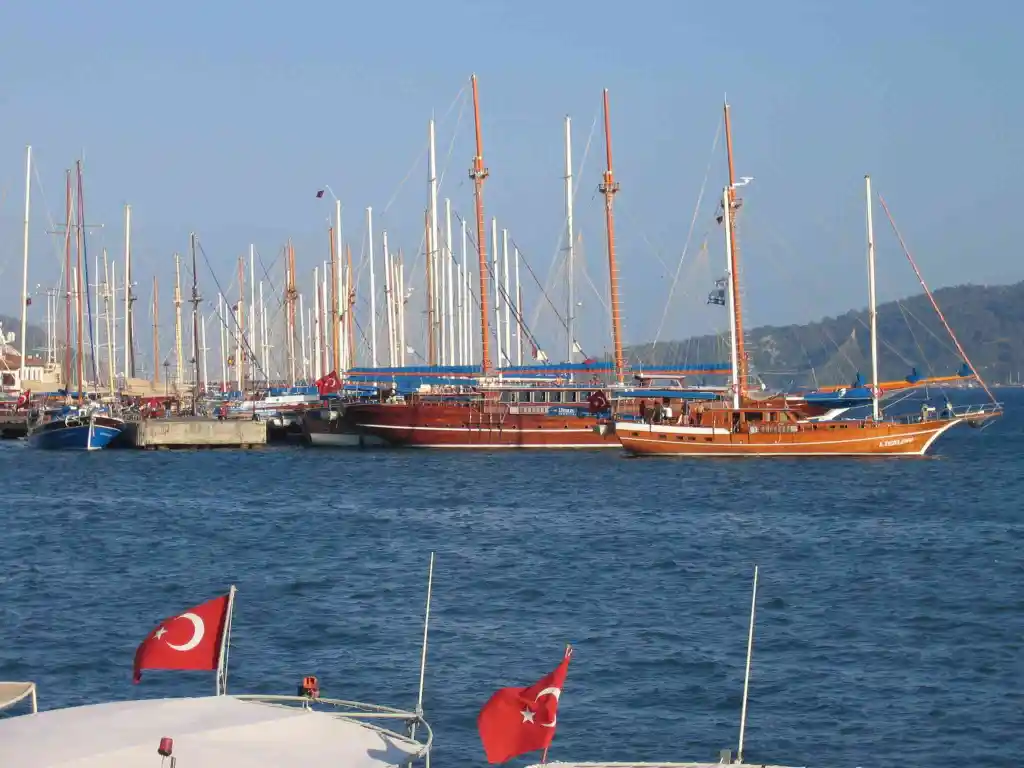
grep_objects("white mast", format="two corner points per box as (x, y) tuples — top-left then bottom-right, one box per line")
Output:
(110, 261), (116, 384)
(92, 248), (100, 384)
(398, 257), (406, 366)
(564, 116), (576, 363)
(428, 119), (440, 365)
(383, 232), (396, 367)
(249, 244), (256, 383)
(319, 268), (328, 376)
(444, 198), (455, 366)
(514, 246), (523, 366)
(502, 228), (511, 365)
(259, 281), (269, 385)
(201, 314), (209, 390)
(865, 174), (880, 421)
(123, 204), (132, 382)
(173, 253), (183, 391)
(299, 293), (308, 382)
(491, 218), (502, 368)
(335, 199), (345, 373)
(313, 267), (322, 380)
(737, 565), (758, 764)
(18, 145), (31, 385)
(105, 252), (115, 392)
(462, 218), (471, 366)
(218, 294), (227, 392)
(723, 187), (740, 409)
(367, 207), (378, 367)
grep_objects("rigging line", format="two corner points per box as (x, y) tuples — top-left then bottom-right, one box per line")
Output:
(652, 118), (722, 350)
(32, 158), (66, 272)
(436, 90), (468, 195)
(899, 301), (962, 360)
(75, 163), (99, 385)
(528, 109), (599, 333)
(894, 300), (934, 374)
(194, 237), (268, 381)
(381, 85), (467, 219)
(877, 192), (998, 405)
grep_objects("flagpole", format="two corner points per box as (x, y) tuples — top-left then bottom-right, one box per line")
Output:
(737, 565), (758, 763)
(216, 585), (237, 696)
(540, 647), (573, 765)
(410, 552), (435, 761)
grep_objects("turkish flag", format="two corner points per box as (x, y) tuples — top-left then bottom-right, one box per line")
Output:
(316, 370), (341, 395)
(133, 593), (231, 684)
(477, 647), (572, 764)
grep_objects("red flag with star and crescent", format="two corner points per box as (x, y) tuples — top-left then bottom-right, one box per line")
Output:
(133, 592), (232, 684)
(477, 646), (572, 764)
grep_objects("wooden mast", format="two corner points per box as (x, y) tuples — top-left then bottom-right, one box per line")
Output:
(329, 226), (339, 373)
(425, 209), (436, 365)
(286, 240), (297, 387)
(723, 102), (748, 394)
(468, 74), (492, 373)
(174, 253), (183, 391)
(599, 89), (624, 383)
(74, 162), (86, 403)
(189, 232), (202, 411)
(152, 276), (160, 387)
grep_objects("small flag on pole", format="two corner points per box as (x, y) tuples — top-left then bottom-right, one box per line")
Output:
(315, 190), (325, 199)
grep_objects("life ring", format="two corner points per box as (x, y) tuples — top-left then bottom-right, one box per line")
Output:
(588, 390), (610, 413)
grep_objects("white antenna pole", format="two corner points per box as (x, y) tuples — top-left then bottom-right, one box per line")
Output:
(411, 552), (435, 748)
(367, 207), (378, 367)
(502, 229), (511, 365)
(865, 175), (880, 421)
(19, 145), (31, 385)
(491, 218), (502, 369)
(444, 198), (455, 367)
(514, 246), (523, 366)
(564, 116), (576, 363)
(722, 187), (740, 409)
(123, 204), (132, 382)
(216, 584), (238, 696)
(737, 565), (758, 763)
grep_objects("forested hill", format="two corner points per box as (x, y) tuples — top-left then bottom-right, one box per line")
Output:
(628, 281), (1024, 387)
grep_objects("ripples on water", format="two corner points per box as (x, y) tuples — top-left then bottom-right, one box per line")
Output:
(1, 393), (1022, 767)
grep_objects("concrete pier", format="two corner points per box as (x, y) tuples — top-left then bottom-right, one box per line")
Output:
(124, 418), (266, 449)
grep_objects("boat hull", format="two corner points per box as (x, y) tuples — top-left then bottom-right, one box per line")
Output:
(343, 402), (619, 448)
(614, 418), (962, 457)
(27, 415), (124, 451)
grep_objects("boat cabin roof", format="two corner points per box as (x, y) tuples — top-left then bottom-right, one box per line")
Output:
(0, 694), (426, 768)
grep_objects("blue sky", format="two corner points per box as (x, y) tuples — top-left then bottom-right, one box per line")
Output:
(0, 0), (1020, 368)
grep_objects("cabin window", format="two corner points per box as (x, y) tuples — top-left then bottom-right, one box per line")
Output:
(566, 391), (578, 404)
(550, 391), (562, 404)
(746, 412), (764, 423)
(499, 391), (513, 403)
(532, 391), (548, 404)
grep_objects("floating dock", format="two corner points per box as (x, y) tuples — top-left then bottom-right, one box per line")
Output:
(123, 418), (266, 449)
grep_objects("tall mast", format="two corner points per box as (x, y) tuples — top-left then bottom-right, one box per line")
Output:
(299, 293), (308, 382)
(502, 228), (511, 362)
(428, 119), (441, 364)
(468, 74), (492, 373)
(151, 276), (160, 387)
(313, 266), (321, 379)
(74, 162), (86, 403)
(174, 253), (183, 391)
(329, 225), (339, 373)
(865, 175), (880, 421)
(723, 101), (748, 394)
(64, 172), (72, 389)
(367, 207), (378, 367)
(445, 198), (455, 366)
(346, 244), (355, 369)
(599, 90), (624, 383)
(398, 252), (407, 366)
(237, 256), (245, 393)
(259, 282), (269, 384)
(105, 252), (115, 392)
(564, 117), (576, 363)
(249, 244), (256, 383)
(514, 246), (523, 366)
(383, 232), (395, 366)
(189, 232), (202, 408)
(425, 210), (436, 365)
(123, 204), (132, 382)
(461, 218), (470, 365)
(19, 145), (31, 385)
(722, 187), (740, 409)
(319, 267), (328, 375)
(200, 314), (209, 392)
(287, 241), (297, 387)
(334, 200), (344, 373)
(492, 219), (502, 367)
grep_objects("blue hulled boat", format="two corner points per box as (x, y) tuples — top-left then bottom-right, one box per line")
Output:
(27, 405), (124, 451)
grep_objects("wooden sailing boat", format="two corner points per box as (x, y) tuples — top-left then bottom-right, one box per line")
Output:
(615, 125), (1000, 457)
(27, 162), (124, 450)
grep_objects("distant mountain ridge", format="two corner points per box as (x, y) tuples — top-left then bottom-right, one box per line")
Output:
(629, 281), (1024, 387)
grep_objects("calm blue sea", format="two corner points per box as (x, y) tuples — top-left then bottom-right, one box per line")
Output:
(1, 391), (1022, 767)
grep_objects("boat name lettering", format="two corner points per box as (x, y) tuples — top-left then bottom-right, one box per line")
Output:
(879, 437), (914, 447)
